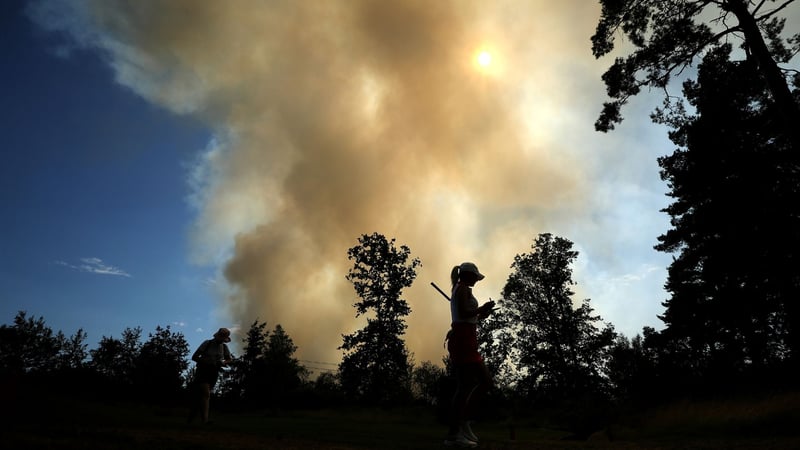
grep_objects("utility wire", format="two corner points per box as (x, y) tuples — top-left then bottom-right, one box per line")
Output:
(299, 359), (339, 367)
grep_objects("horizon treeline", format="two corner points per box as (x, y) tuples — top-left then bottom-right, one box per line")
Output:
(2, 222), (799, 435)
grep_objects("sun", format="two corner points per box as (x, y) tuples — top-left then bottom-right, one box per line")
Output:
(476, 50), (492, 68)
(471, 47), (499, 76)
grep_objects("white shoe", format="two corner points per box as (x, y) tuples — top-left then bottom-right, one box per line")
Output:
(443, 432), (478, 448)
(461, 421), (479, 443)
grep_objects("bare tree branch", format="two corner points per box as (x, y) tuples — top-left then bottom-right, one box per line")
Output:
(753, 0), (769, 15)
(755, 0), (797, 21)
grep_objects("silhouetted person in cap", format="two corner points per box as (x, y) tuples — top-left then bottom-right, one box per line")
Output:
(444, 262), (495, 448)
(188, 328), (233, 425)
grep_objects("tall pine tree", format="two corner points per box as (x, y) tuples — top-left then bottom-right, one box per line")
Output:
(592, 0), (800, 151)
(655, 43), (800, 386)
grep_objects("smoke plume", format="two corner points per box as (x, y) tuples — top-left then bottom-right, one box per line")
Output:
(42, 0), (614, 365)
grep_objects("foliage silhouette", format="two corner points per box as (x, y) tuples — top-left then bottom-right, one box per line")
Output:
(653, 43), (800, 392)
(219, 320), (308, 408)
(410, 360), (446, 406)
(480, 234), (616, 405)
(0, 311), (66, 374)
(592, 0), (800, 152)
(90, 326), (143, 390)
(133, 325), (189, 402)
(339, 232), (421, 404)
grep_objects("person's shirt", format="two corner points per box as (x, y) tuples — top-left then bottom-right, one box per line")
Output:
(450, 283), (479, 325)
(192, 339), (231, 367)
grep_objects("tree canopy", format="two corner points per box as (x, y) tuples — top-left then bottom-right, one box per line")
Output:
(654, 42), (800, 383)
(479, 234), (616, 404)
(221, 320), (308, 407)
(592, 0), (800, 150)
(339, 232), (421, 403)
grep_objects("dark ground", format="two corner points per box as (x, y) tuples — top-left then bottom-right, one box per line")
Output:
(3, 393), (800, 449)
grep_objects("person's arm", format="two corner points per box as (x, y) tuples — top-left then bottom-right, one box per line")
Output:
(222, 344), (233, 366)
(454, 285), (495, 320)
(191, 340), (210, 364)
(477, 301), (495, 320)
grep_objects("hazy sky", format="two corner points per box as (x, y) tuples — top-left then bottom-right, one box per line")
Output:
(5, 0), (750, 372)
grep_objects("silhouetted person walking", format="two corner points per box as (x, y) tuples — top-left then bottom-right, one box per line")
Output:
(444, 262), (495, 448)
(188, 328), (233, 425)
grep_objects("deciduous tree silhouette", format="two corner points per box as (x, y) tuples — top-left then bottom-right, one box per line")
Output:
(133, 325), (189, 402)
(0, 312), (89, 412)
(339, 232), (420, 404)
(312, 371), (344, 405)
(0, 313), (198, 406)
(606, 329), (660, 406)
(480, 234), (616, 406)
(0, 311), (61, 374)
(90, 327), (142, 390)
(55, 327), (89, 371)
(410, 361), (446, 406)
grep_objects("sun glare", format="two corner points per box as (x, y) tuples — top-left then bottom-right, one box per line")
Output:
(471, 47), (499, 76)
(477, 50), (492, 67)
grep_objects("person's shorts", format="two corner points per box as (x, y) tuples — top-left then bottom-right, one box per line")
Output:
(194, 363), (221, 388)
(447, 322), (483, 364)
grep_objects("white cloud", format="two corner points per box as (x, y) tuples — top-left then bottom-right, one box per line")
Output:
(612, 264), (662, 285)
(55, 257), (132, 278)
(579, 261), (669, 337)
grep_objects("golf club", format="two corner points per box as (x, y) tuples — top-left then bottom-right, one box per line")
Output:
(430, 282), (451, 301)
(433, 281), (498, 316)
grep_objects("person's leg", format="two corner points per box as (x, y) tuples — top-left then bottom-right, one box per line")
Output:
(446, 325), (482, 446)
(463, 361), (493, 421)
(444, 363), (482, 447)
(449, 363), (478, 434)
(199, 383), (211, 423)
(456, 362), (494, 442)
(187, 382), (199, 423)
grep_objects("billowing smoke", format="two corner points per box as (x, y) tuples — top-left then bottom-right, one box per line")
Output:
(36, 0), (617, 365)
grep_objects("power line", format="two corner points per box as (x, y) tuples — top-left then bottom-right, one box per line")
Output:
(305, 365), (335, 373)
(299, 359), (339, 367)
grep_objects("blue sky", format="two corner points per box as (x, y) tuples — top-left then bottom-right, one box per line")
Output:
(7, 0), (794, 368)
(1, 0), (218, 354)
